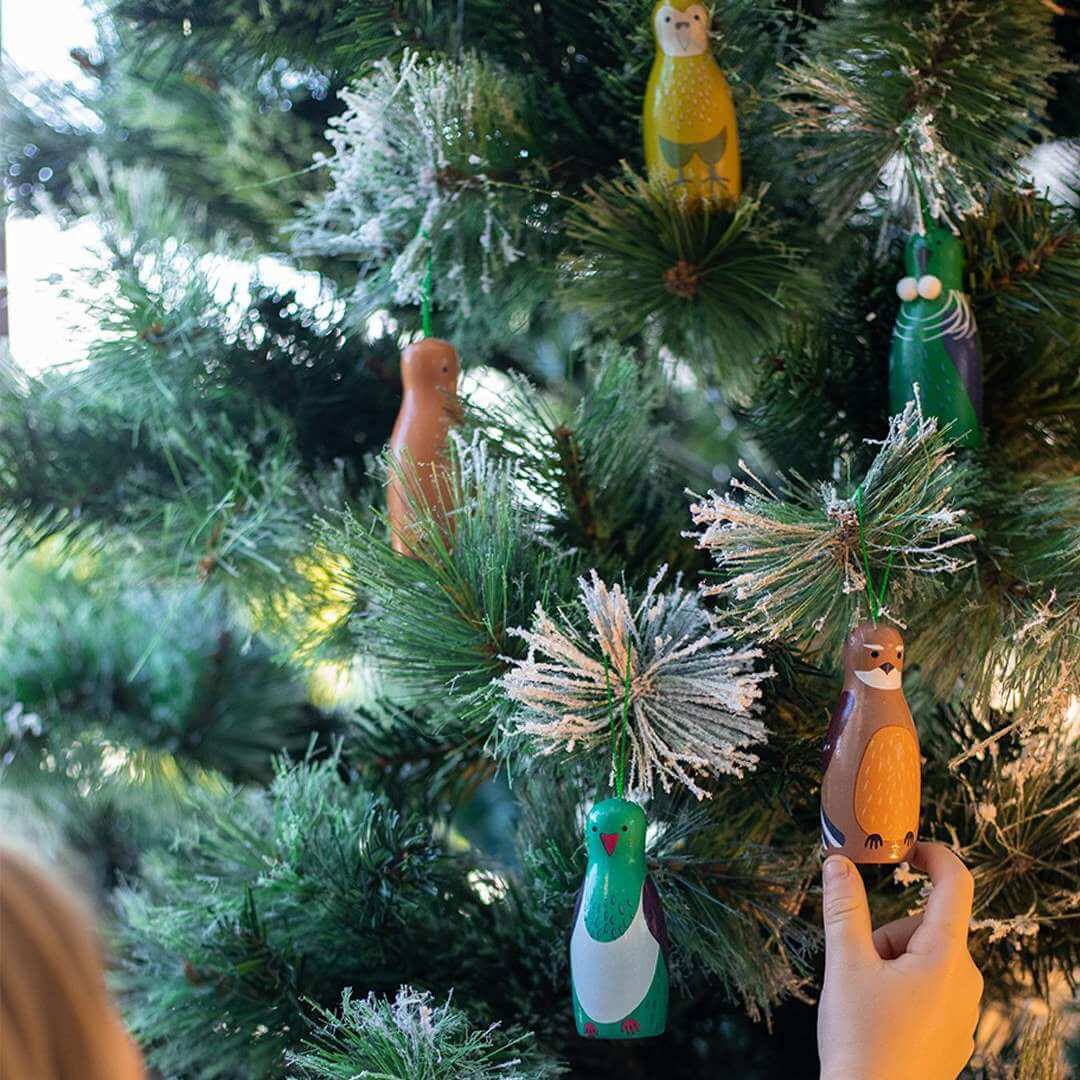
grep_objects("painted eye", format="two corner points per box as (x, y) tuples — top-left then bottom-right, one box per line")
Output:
(622, 824), (628, 832)
(917, 274), (942, 300)
(870, 650), (880, 659)
(592, 825), (597, 832)
(896, 276), (918, 302)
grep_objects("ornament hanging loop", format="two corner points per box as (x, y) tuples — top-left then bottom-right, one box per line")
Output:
(605, 650), (632, 799)
(420, 228), (433, 338)
(854, 485), (893, 627)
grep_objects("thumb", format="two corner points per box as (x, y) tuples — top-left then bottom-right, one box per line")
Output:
(822, 856), (876, 969)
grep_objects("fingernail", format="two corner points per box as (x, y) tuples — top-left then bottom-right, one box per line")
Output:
(823, 857), (849, 881)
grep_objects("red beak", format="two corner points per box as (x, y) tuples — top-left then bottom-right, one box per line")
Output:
(600, 833), (619, 856)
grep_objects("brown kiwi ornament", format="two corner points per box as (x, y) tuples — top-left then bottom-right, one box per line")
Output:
(386, 338), (461, 556)
(820, 621), (920, 864)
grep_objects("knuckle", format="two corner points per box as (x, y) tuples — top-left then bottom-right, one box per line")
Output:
(823, 895), (861, 922)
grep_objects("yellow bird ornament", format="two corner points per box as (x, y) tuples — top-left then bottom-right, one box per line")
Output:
(643, 0), (741, 208)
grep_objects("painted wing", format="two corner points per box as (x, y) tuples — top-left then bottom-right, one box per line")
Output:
(941, 329), (983, 423)
(692, 126), (727, 164)
(658, 134), (696, 169)
(822, 689), (854, 772)
(642, 877), (670, 963)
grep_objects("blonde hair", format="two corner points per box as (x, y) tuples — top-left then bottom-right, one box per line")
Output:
(0, 848), (144, 1080)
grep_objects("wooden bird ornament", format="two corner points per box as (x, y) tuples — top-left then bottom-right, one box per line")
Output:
(386, 338), (460, 557)
(889, 221), (983, 448)
(820, 622), (920, 865)
(643, 0), (740, 207)
(570, 798), (669, 1039)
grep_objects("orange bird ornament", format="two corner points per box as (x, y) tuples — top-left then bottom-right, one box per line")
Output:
(820, 622), (920, 864)
(386, 338), (460, 557)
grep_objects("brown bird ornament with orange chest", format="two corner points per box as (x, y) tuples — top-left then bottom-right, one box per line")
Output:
(820, 622), (920, 864)
(386, 337), (460, 557)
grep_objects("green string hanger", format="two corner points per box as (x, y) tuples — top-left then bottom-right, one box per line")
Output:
(854, 485), (894, 627)
(604, 651), (632, 800)
(420, 228), (433, 338)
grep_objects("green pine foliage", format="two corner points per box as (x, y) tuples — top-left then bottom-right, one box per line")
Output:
(0, 167), (401, 606)
(563, 174), (818, 384)
(962, 190), (1080, 466)
(290, 987), (564, 1079)
(915, 707), (1079, 1002)
(2, 30), (336, 244)
(3, 0), (1079, 1076)
(910, 473), (1080, 714)
(465, 351), (701, 578)
(116, 755), (505, 1078)
(690, 401), (974, 660)
(0, 561), (332, 787)
(778, 0), (1071, 229)
(107, 0), (343, 65)
(324, 437), (578, 732)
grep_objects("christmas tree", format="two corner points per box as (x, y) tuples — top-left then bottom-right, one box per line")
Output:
(2, 1), (1078, 1076)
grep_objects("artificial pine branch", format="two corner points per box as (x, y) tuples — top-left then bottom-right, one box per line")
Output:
(689, 400), (974, 659)
(966, 189), (1080, 351)
(914, 713), (1079, 1000)
(117, 755), (500, 1078)
(735, 319), (889, 480)
(292, 50), (557, 360)
(0, 168), (404, 600)
(108, 0), (342, 66)
(777, 0), (1070, 229)
(323, 436), (578, 731)
(563, 171), (817, 383)
(502, 567), (771, 799)
(958, 189), (1080, 464)
(2, 39), (335, 242)
(289, 987), (565, 1079)
(465, 351), (698, 579)
(648, 799), (819, 1021)
(910, 472), (1080, 714)
(346, 699), (495, 809)
(327, 0), (477, 72)
(0, 562), (334, 785)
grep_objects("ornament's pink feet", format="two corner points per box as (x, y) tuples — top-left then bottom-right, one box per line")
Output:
(621, 1018), (640, 1035)
(583, 1022), (598, 1038)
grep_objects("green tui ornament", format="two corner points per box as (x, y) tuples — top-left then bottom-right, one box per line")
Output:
(569, 797), (669, 1039)
(889, 221), (983, 448)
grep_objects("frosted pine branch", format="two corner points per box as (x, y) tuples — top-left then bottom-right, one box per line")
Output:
(502, 567), (771, 800)
(291, 50), (544, 355)
(290, 986), (562, 1079)
(688, 401), (974, 655)
(777, 0), (1066, 229)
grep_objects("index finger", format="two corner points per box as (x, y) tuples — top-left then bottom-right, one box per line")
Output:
(906, 842), (974, 956)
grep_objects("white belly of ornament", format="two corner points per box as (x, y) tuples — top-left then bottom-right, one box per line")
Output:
(570, 888), (659, 1023)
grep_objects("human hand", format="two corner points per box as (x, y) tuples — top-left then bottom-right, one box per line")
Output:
(817, 842), (983, 1080)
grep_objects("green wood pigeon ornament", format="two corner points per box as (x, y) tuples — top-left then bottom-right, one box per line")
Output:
(889, 220), (983, 448)
(569, 797), (669, 1039)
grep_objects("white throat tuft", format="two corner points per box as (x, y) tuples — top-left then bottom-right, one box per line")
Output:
(855, 668), (902, 691)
